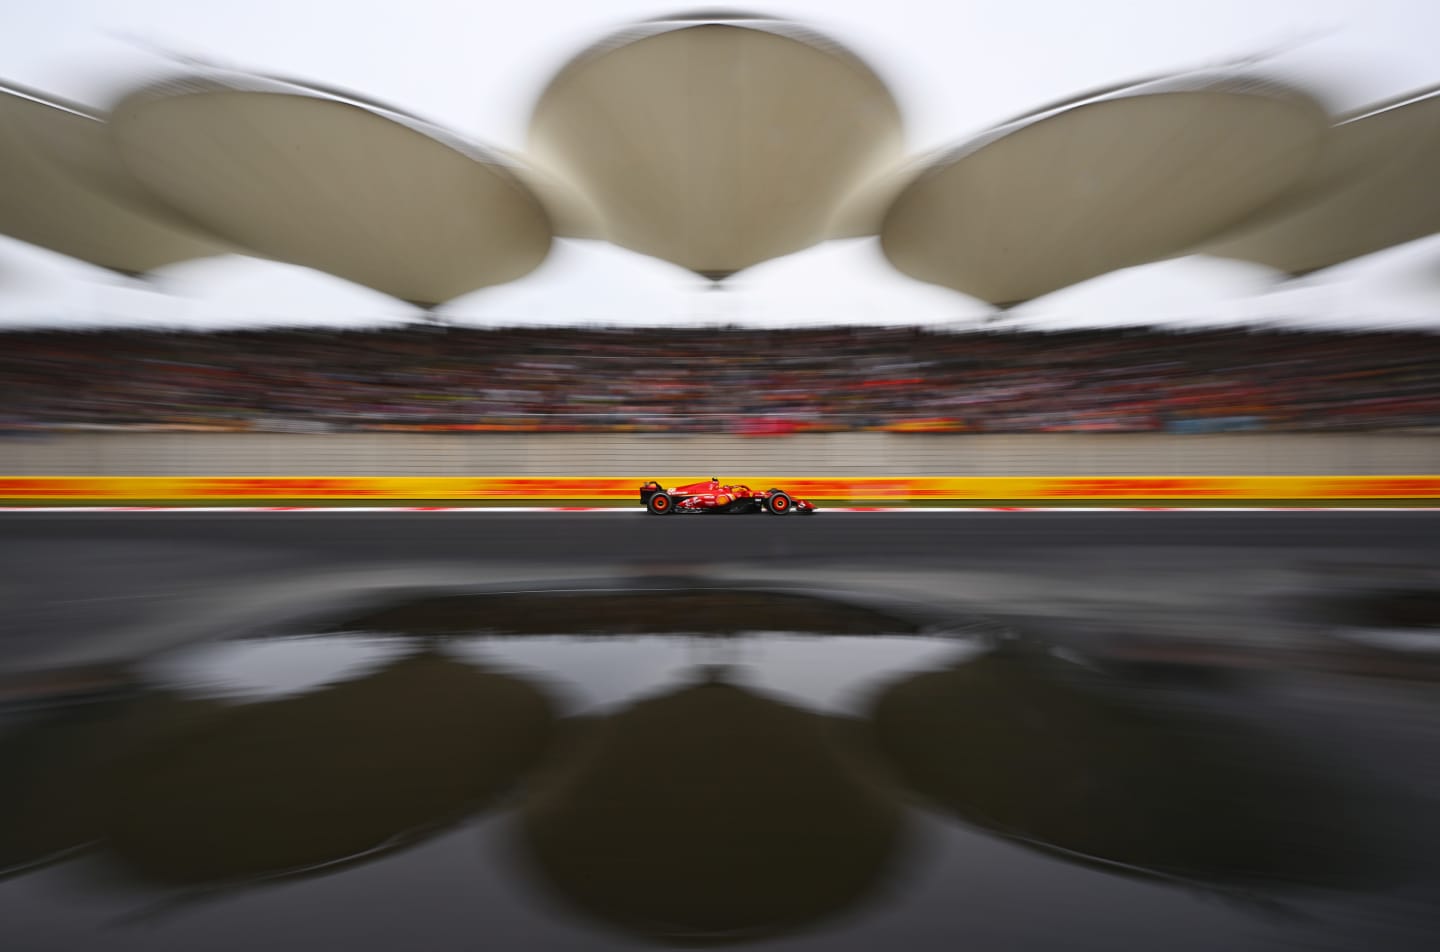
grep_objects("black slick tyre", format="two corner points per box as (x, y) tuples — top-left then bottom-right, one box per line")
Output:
(765, 491), (792, 515)
(647, 492), (674, 515)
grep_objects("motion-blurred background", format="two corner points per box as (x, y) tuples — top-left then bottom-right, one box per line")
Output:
(2, 4), (1439, 951)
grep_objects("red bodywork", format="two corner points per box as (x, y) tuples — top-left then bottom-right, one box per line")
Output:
(639, 478), (817, 515)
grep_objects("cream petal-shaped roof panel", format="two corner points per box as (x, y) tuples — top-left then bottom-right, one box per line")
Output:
(528, 15), (904, 279)
(111, 73), (553, 306)
(1204, 88), (1440, 276)
(502, 156), (607, 240)
(0, 84), (226, 276)
(880, 73), (1329, 306)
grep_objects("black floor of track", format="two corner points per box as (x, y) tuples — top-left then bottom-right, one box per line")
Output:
(5, 511), (1440, 952)
(3, 511), (1439, 671)
(6, 509), (1440, 561)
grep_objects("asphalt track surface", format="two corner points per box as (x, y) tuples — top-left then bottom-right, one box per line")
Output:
(6, 508), (1440, 558)
(4, 510), (1439, 673)
(6, 511), (1440, 952)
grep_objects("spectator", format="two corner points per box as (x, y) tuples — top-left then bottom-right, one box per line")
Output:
(0, 324), (1435, 434)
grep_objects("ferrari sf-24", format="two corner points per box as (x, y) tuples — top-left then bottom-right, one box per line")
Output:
(639, 478), (816, 515)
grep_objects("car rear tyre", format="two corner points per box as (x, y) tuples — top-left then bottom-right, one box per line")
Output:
(765, 491), (792, 515)
(647, 492), (673, 515)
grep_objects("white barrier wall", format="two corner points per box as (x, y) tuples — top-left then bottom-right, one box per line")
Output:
(1, 433), (1437, 476)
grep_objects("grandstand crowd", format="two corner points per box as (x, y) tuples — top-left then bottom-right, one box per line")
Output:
(1, 325), (1436, 434)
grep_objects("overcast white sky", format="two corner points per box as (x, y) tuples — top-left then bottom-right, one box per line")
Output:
(2, 0), (1440, 330)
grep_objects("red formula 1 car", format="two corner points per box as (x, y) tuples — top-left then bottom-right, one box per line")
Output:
(640, 478), (816, 515)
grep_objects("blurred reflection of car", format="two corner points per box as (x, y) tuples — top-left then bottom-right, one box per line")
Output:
(639, 478), (816, 515)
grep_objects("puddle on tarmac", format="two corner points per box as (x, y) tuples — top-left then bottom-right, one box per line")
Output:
(1, 586), (1436, 951)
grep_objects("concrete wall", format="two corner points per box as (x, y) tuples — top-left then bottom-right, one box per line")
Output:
(2, 432), (1437, 476)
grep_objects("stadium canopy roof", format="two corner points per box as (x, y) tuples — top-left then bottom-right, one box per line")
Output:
(110, 72), (554, 308)
(878, 73), (1330, 307)
(10, 15), (1439, 314)
(0, 83), (228, 277)
(1202, 87), (1440, 276)
(527, 10), (905, 280)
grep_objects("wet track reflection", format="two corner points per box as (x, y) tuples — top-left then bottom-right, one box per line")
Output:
(2, 583), (1438, 950)
(868, 652), (1389, 889)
